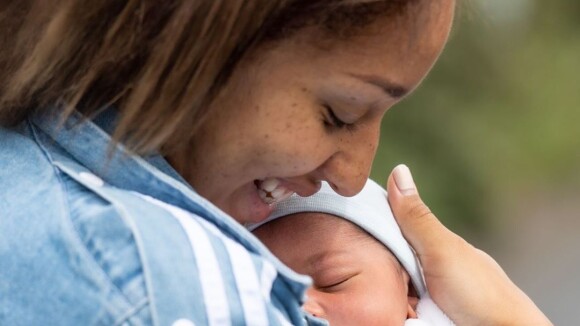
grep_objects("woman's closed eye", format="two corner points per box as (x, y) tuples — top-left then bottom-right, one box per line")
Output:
(322, 104), (357, 131)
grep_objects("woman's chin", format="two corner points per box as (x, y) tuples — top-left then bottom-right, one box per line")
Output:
(225, 183), (276, 224)
(245, 184), (277, 223)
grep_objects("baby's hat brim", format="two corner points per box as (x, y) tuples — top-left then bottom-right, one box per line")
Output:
(248, 179), (427, 297)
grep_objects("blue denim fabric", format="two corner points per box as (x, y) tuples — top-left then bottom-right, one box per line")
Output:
(0, 109), (315, 326)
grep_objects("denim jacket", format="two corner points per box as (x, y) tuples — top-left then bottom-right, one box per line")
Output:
(0, 109), (328, 326)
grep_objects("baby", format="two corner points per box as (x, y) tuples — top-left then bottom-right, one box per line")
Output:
(250, 180), (454, 326)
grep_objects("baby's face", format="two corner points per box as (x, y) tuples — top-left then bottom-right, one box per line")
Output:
(253, 212), (416, 326)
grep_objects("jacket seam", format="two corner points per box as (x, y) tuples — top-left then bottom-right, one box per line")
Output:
(27, 119), (140, 323)
(113, 297), (150, 326)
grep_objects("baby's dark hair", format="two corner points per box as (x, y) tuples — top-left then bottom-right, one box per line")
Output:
(0, 0), (419, 152)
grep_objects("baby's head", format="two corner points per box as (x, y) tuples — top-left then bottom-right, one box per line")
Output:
(253, 211), (418, 325)
(250, 180), (426, 326)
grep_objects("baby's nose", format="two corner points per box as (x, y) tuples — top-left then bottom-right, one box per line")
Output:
(302, 293), (325, 318)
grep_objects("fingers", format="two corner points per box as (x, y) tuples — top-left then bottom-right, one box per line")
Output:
(386, 164), (456, 257)
(386, 165), (553, 325)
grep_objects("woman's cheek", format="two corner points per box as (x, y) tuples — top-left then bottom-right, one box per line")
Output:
(286, 141), (333, 174)
(252, 117), (334, 175)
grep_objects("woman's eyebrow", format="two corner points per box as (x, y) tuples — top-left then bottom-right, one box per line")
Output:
(350, 73), (409, 99)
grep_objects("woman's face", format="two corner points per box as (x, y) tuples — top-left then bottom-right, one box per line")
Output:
(174, 0), (455, 223)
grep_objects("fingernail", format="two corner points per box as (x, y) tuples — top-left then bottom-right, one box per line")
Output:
(393, 164), (417, 196)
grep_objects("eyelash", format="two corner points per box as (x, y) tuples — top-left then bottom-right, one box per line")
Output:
(317, 277), (350, 292)
(323, 104), (348, 129)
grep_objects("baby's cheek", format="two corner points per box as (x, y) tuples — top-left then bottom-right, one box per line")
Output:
(359, 287), (409, 325)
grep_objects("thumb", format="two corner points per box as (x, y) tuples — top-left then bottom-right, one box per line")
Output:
(386, 164), (455, 257)
(387, 165), (552, 325)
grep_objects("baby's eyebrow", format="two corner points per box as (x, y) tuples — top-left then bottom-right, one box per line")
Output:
(306, 249), (349, 270)
(307, 251), (333, 268)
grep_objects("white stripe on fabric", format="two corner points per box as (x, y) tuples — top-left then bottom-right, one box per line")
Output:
(139, 195), (231, 326)
(260, 261), (277, 302)
(223, 240), (269, 326)
(197, 219), (270, 326)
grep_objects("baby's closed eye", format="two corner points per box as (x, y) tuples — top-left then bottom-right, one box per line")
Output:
(313, 270), (360, 293)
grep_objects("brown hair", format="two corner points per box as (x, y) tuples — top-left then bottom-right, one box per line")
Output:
(0, 0), (417, 153)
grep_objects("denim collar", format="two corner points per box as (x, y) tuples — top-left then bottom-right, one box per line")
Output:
(30, 108), (310, 290)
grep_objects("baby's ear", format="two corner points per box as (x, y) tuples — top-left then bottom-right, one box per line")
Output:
(407, 299), (418, 319)
(407, 279), (419, 318)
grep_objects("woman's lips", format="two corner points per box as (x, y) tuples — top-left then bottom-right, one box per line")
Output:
(254, 178), (295, 205)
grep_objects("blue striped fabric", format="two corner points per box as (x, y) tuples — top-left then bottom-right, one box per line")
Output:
(5, 108), (321, 325)
(139, 194), (283, 326)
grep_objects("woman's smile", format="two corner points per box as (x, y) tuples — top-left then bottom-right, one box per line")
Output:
(255, 178), (295, 205)
(246, 177), (323, 222)
(251, 178), (295, 223)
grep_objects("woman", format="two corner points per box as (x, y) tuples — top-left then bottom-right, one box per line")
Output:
(0, 1), (549, 325)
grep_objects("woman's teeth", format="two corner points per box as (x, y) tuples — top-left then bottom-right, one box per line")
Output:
(256, 178), (294, 205)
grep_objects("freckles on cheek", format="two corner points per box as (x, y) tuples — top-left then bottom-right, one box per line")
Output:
(284, 144), (327, 175)
(251, 108), (328, 175)
(257, 143), (321, 176)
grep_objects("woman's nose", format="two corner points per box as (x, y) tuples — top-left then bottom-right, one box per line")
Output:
(320, 128), (379, 197)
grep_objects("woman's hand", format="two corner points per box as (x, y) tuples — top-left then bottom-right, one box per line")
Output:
(387, 164), (552, 326)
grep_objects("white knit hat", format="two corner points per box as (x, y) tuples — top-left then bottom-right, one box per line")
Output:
(248, 179), (427, 297)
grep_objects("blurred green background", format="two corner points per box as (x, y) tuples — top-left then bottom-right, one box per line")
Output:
(370, 1), (580, 323)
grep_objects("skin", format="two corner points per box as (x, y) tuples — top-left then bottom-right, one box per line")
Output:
(387, 166), (553, 325)
(169, 0), (456, 223)
(253, 212), (417, 326)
